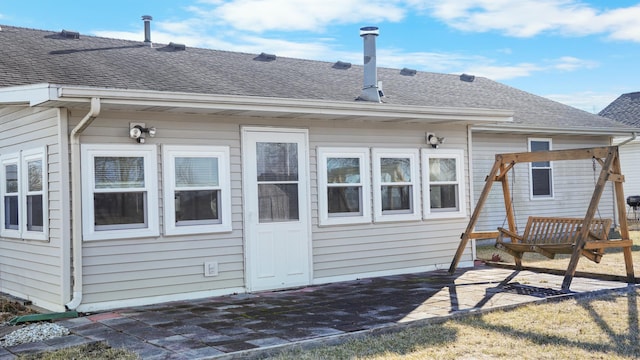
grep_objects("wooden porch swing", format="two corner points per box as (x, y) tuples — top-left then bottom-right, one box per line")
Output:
(449, 146), (635, 290)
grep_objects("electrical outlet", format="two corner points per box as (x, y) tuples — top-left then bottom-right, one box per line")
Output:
(204, 261), (219, 277)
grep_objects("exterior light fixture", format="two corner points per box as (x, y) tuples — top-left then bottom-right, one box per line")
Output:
(129, 123), (156, 143)
(426, 133), (445, 148)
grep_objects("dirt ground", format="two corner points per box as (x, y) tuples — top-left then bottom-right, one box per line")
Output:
(0, 296), (39, 323)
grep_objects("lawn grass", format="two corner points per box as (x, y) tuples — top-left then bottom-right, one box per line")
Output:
(16, 342), (139, 360)
(272, 289), (640, 359)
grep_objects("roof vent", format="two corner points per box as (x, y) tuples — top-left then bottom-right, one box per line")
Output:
(60, 30), (80, 39)
(460, 73), (475, 82)
(142, 15), (153, 47)
(168, 42), (186, 51)
(333, 61), (352, 70)
(254, 52), (276, 62)
(400, 68), (417, 76)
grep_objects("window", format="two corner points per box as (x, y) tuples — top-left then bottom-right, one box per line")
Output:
(372, 149), (421, 222)
(162, 145), (231, 235)
(528, 138), (553, 198)
(81, 144), (158, 240)
(0, 148), (47, 240)
(422, 149), (466, 219)
(317, 147), (371, 225)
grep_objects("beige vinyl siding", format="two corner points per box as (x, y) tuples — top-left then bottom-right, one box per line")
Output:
(0, 106), (65, 311)
(309, 124), (472, 279)
(74, 109), (475, 307)
(73, 110), (245, 306)
(472, 133), (615, 234)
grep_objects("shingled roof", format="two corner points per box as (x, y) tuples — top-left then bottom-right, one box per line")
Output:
(0, 25), (632, 132)
(599, 92), (640, 128)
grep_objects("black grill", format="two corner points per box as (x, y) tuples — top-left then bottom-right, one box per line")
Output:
(627, 195), (640, 209)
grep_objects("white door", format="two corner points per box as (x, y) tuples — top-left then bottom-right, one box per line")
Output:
(242, 127), (311, 291)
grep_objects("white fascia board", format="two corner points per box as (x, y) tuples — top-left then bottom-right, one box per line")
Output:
(0, 83), (58, 106)
(472, 123), (637, 137)
(56, 86), (514, 124)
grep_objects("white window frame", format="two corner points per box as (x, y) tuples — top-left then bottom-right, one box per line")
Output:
(81, 144), (159, 241)
(372, 148), (421, 222)
(0, 148), (48, 241)
(1, 152), (21, 239)
(528, 138), (554, 200)
(162, 145), (232, 235)
(317, 147), (371, 226)
(21, 148), (48, 240)
(422, 148), (466, 219)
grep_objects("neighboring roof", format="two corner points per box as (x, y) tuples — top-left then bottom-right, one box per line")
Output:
(599, 92), (640, 128)
(0, 25), (633, 134)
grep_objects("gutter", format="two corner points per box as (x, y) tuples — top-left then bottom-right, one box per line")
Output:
(471, 124), (636, 137)
(65, 97), (101, 310)
(616, 132), (637, 146)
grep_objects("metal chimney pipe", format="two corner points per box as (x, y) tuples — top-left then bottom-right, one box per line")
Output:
(142, 15), (153, 47)
(358, 26), (381, 103)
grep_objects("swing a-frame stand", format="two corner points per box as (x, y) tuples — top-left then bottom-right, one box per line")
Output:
(449, 146), (635, 290)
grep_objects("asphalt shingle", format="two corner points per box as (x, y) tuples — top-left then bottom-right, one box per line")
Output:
(0, 25), (631, 131)
(599, 92), (640, 127)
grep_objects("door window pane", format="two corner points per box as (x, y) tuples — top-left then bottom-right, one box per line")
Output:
(257, 143), (298, 181)
(258, 184), (299, 222)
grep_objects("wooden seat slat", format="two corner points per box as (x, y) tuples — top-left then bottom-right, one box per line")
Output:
(495, 216), (617, 268)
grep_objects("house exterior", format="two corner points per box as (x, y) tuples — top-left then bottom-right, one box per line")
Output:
(0, 24), (635, 313)
(599, 92), (640, 200)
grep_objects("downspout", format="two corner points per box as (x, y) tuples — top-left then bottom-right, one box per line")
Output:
(617, 132), (637, 146)
(466, 125), (477, 262)
(66, 97), (101, 310)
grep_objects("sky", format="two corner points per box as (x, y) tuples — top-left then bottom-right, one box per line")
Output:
(1, 0), (639, 113)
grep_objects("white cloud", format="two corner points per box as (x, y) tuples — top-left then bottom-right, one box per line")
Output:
(417, 0), (640, 41)
(194, 0), (405, 33)
(463, 63), (543, 80)
(551, 56), (598, 71)
(544, 91), (621, 113)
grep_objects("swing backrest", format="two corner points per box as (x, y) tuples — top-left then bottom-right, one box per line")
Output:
(521, 217), (611, 245)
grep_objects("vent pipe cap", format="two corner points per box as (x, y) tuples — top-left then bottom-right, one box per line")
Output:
(360, 26), (379, 36)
